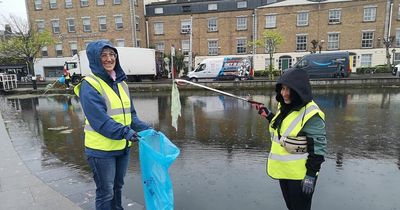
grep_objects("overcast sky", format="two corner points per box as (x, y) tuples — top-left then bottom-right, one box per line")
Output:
(0, 0), (27, 30)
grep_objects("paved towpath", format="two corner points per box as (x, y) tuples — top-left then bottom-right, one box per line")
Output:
(0, 97), (145, 210)
(0, 112), (82, 210)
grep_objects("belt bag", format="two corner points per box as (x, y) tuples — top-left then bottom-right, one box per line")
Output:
(279, 136), (307, 154)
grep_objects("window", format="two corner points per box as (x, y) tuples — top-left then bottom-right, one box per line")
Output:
(51, 20), (60, 34)
(327, 33), (340, 50)
(181, 20), (191, 34)
(265, 58), (272, 69)
(328, 9), (341, 24)
(208, 18), (217, 32)
(70, 42), (78, 56)
(114, 16), (123, 30)
(398, 5), (400, 20)
(41, 46), (48, 57)
(49, 0), (57, 9)
(154, 22), (163, 35)
(97, 0), (105, 6)
(297, 12), (309, 26)
(34, 0), (42, 10)
(135, 16), (140, 31)
(55, 43), (63, 57)
(352, 55), (357, 68)
(155, 42), (165, 52)
(361, 31), (374, 48)
(208, 4), (217, 11)
(36, 20), (45, 32)
(113, 0), (121, 4)
(81, 0), (88, 7)
(82, 17), (91, 32)
(237, 1), (247, 9)
(296, 34), (307, 51)
(360, 54), (372, 67)
(181, 40), (190, 56)
(182, 5), (191, 13)
(155, 7), (163, 14)
(237, 16), (247, 30)
(236, 38), (247, 54)
(65, 0), (72, 8)
(116, 39), (125, 47)
(265, 14), (276, 28)
(98, 17), (107, 31)
(67, 18), (75, 32)
(208, 40), (218, 55)
(364, 6), (376, 22)
(396, 29), (400, 46)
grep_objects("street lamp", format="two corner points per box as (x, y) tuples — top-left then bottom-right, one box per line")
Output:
(318, 40), (324, 54)
(392, 48), (396, 66)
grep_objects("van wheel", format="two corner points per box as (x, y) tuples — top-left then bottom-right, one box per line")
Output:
(189, 78), (198, 82)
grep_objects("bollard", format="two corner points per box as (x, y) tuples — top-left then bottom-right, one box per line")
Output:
(32, 76), (37, 90)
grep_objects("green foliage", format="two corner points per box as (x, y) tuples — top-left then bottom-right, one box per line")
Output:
(254, 69), (281, 78)
(356, 65), (392, 74)
(0, 16), (54, 75)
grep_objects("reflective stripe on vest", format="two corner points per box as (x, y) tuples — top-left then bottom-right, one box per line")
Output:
(267, 101), (325, 180)
(75, 74), (132, 151)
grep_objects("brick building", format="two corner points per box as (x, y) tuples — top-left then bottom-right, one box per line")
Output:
(146, 0), (400, 71)
(25, 0), (400, 77)
(26, 0), (146, 78)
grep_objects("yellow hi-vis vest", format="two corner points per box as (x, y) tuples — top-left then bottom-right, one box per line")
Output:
(267, 100), (325, 180)
(74, 74), (132, 151)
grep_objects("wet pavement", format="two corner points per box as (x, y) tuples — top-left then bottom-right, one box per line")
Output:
(1, 87), (400, 210)
(0, 95), (144, 210)
(0, 103), (80, 210)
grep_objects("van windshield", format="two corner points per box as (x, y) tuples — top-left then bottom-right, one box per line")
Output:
(195, 63), (206, 72)
(296, 59), (308, 68)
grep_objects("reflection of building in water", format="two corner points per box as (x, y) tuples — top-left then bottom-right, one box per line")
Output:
(131, 98), (159, 125)
(186, 96), (225, 118)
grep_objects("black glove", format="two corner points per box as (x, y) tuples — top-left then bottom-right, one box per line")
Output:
(129, 131), (141, 142)
(301, 175), (316, 196)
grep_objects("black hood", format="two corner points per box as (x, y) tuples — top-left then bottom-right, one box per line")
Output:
(275, 67), (312, 107)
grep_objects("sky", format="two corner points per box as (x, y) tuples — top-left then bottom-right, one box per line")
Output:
(0, 0), (27, 30)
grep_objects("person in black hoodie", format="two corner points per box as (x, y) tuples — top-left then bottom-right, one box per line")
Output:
(257, 67), (327, 210)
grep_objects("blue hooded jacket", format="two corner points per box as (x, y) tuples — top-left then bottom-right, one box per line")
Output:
(78, 40), (150, 157)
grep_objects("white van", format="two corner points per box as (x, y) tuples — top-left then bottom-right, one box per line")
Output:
(188, 58), (224, 82)
(188, 57), (254, 82)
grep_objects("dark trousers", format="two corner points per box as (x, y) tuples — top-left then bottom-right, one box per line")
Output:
(279, 179), (313, 210)
(87, 152), (130, 210)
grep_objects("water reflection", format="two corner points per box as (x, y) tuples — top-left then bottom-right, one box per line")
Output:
(2, 88), (400, 210)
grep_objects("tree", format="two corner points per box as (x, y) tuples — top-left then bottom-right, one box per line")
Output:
(0, 15), (54, 88)
(249, 30), (283, 80)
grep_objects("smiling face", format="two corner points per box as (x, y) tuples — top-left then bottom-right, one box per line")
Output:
(280, 85), (292, 104)
(100, 48), (117, 73)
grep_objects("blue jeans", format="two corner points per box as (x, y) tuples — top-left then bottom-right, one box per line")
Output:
(87, 152), (130, 210)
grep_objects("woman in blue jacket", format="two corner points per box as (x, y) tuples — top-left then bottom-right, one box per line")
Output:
(74, 40), (150, 210)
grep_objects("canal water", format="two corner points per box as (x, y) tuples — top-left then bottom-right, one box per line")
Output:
(1, 88), (400, 210)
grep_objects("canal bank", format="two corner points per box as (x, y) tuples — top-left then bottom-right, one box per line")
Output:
(5, 74), (400, 95)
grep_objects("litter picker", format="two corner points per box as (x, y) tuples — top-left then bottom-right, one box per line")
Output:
(174, 79), (270, 111)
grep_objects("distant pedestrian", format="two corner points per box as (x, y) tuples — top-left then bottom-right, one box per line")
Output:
(74, 40), (151, 210)
(65, 71), (71, 89)
(256, 67), (327, 210)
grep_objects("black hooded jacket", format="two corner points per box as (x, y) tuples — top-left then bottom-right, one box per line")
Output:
(268, 67), (327, 177)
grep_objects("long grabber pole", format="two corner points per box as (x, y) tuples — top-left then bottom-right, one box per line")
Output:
(174, 79), (267, 107)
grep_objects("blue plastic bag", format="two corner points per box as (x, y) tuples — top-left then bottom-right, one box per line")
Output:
(58, 76), (65, 84)
(138, 129), (180, 210)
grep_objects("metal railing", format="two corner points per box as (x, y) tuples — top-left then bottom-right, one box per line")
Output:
(0, 73), (18, 91)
